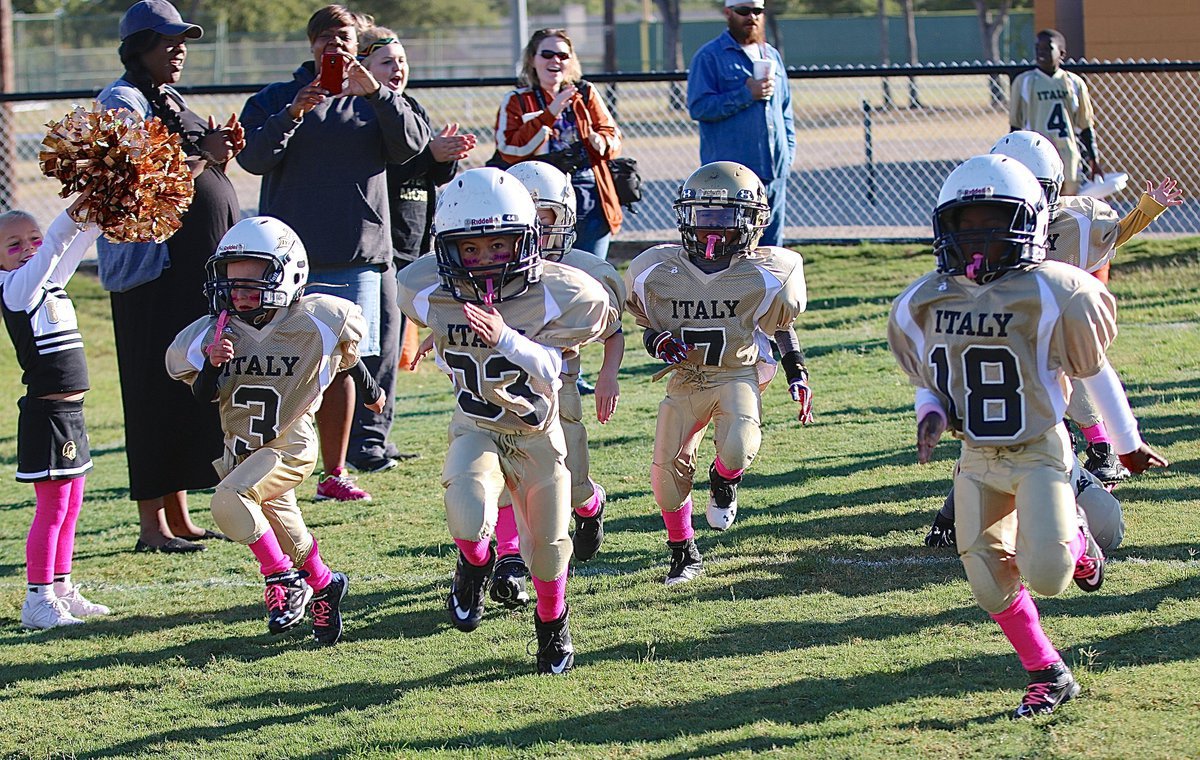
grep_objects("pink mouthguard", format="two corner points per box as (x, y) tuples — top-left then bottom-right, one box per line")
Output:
(704, 234), (721, 260)
(204, 310), (229, 355)
(965, 253), (985, 280)
(484, 278), (495, 306)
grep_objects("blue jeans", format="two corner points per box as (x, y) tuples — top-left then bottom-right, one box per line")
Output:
(761, 175), (788, 248)
(305, 266), (382, 357)
(574, 204), (612, 260)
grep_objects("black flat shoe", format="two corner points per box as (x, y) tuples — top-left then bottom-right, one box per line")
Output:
(134, 538), (205, 554)
(177, 529), (230, 542)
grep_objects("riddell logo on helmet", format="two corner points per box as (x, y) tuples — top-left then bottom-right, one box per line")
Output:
(467, 217), (500, 225)
(957, 186), (995, 200)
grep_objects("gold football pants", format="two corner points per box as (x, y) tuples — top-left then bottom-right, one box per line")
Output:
(954, 425), (1078, 614)
(443, 412), (572, 581)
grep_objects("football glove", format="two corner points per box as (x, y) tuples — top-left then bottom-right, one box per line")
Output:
(647, 330), (692, 364)
(781, 350), (813, 425)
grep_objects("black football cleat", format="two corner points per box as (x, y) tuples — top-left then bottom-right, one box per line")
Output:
(665, 538), (704, 587)
(1073, 507), (1106, 593)
(924, 511), (957, 548)
(264, 568), (312, 635)
(1083, 442), (1130, 486)
(1012, 661), (1081, 718)
(446, 548), (494, 632)
(489, 554), (530, 609)
(310, 571), (348, 645)
(534, 606), (575, 675)
(706, 464), (741, 531)
(571, 485), (606, 562)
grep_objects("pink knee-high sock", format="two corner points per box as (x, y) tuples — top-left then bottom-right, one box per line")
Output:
(713, 456), (743, 480)
(1068, 528), (1095, 564)
(455, 537), (492, 567)
(532, 572), (567, 623)
(662, 498), (695, 543)
(494, 505), (521, 558)
(990, 586), (1061, 671)
(53, 476), (85, 577)
(301, 538), (332, 592)
(249, 531), (293, 577)
(27, 480), (73, 585)
(1081, 423), (1110, 445)
(574, 481), (602, 518)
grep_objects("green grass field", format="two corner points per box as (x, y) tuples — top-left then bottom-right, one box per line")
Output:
(1, 239), (1198, 759)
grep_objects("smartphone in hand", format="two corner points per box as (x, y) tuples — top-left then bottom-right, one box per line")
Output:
(320, 53), (345, 94)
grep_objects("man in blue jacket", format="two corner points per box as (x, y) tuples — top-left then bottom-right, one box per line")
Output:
(238, 5), (429, 502)
(687, 0), (795, 246)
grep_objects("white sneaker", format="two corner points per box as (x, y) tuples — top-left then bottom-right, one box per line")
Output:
(21, 596), (84, 630)
(56, 585), (111, 617)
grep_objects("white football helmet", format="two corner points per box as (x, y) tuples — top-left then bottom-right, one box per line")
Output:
(507, 161), (577, 261)
(674, 161), (770, 264)
(204, 216), (308, 324)
(933, 154), (1048, 284)
(433, 167), (541, 304)
(990, 130), (1066, 218)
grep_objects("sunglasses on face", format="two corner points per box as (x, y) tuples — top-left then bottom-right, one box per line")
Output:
(732, 6), (765, 16)
(538, 50), (571, 61)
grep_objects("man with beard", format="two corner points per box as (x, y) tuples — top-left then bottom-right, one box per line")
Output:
(686, 0), (795, 246)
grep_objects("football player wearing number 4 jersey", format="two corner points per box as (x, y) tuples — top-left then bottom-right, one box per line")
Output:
(888, 155), (1167, 718)
(397, 168), (613, 674)
(167, 217), (385, 645)
(626, 161), (810, 587)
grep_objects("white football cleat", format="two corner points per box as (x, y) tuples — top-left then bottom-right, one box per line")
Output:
(706, 464), (740, 531)
(56, 585), (111, 617)
(21, 596), (84, 630)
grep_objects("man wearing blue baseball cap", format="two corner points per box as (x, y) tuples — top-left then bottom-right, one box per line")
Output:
(119, 0), (203, 41)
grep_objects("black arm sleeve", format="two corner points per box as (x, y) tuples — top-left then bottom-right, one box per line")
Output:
(774, 327), (808, 384)
(643, 327), (665, 357)
(1078, 127), (1099, 164)
(345, 359), (383, 405)
(191, 361), (222, 402)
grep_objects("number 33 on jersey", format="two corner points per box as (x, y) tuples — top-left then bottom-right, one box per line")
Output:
(888, 260), (1117, 446)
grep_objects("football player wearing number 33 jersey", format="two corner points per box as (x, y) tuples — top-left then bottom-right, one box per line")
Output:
(888, 155), (1168, 719)
(397, 168), (614, 675)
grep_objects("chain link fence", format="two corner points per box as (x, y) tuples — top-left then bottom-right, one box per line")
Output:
(2, 61), (1198, 245)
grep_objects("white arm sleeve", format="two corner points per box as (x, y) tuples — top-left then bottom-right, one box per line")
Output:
(1078, 362), (1143, 455)
(914, 387), (947, 424)
(495, 326), (563, 382)
(2, 211), (81, 312)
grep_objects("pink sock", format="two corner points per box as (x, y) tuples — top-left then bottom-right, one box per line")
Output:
(494, 505), (521, 558)
(574, 482), (601, 518)
(1069, 528), (1086, 563)
(27, 480), (73, 585)
(455, 537), (492, 567)
(301, 538), (332, 592)
(249, 531), (293, 577)
(532, 572), (567, 623)
(990, 586), (1061, 671)
(53, 476), (85, 577)
(713, 456), (743, 480)
(661, 498), (695, 543)
(1081, 423), (1110, 445)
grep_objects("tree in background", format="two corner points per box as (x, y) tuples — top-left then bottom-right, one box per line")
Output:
(975, 0), (1010, 106)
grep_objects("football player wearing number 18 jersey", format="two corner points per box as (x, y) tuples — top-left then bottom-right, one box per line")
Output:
(397, 168), (613, 674)
(888, 155), (1167, 718)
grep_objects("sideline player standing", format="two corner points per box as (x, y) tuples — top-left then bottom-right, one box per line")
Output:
(625, 161), (810, 586)
(397, 168), (612, 674)
(889, 155), (1167, 717)
(168, 217), (384, 645)
(484, 161), (626, 609)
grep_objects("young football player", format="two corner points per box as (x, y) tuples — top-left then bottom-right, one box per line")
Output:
(480, 161), (626, 610)
(2, 193), (110, 629)
(167, 217), (384, 645)
(889, 154), (1167, 718)
(625, 161), (810, 586)
(990, 130), (1182, 484)
(397, 167), (613, 674)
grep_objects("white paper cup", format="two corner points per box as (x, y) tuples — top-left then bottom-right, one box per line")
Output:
(753, 59), (775, 81)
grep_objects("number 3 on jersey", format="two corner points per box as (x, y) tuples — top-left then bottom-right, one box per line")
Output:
(929, 344), (1025, 439)
(444, 350), (551, 426)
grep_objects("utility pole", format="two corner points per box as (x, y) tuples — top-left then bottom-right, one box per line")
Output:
(0, 0), (15, 212)
(512, 0), (528, 69)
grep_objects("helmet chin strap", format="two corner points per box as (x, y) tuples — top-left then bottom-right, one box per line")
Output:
(704, 234), (721, 260)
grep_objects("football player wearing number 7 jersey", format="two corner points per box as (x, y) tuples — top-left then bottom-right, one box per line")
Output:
(888, 155), (1167, 718)
(625, 161), (809, 587)
(397, 168), (613, 674)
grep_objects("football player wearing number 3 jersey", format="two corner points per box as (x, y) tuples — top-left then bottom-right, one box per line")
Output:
(397, 168), (613, 674)
(625, 161), (809, 587)
(888, 155), (1167, 718)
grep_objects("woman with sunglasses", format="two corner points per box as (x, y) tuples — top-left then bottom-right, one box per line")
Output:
(494, 28), (623, 262)
(687, 0), (795, 247)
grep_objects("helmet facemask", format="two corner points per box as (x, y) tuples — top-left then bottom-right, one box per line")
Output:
(204, 252), (304, 327)
(934, 200), (1044, 285)
(534, 202), (577, 262)
(675, 201), (767, 266)
(435, 229), (542, 305)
